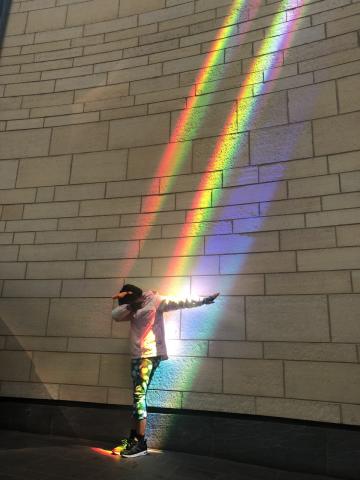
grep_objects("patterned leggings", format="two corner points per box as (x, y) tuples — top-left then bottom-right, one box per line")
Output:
(131, 356), (161, 421)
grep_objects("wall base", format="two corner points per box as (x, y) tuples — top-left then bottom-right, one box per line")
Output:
(0, 397), (359, 479)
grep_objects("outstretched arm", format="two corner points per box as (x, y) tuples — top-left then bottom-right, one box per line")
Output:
(159, 292), (219, 312)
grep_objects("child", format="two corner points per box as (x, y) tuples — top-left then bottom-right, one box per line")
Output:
(111, 284), (219, 458)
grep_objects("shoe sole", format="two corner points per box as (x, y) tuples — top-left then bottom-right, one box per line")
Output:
(121, 450), (148, 458)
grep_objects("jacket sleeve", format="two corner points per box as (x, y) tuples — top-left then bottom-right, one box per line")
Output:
(158, 295), (205, 313)
(112, 304), (131, 322)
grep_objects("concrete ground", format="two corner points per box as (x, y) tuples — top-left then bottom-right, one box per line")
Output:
(0, 430), (342, 480)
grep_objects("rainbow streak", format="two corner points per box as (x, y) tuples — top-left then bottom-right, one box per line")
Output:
(163, 0), (306, 283)
(118, 0), (262, 280)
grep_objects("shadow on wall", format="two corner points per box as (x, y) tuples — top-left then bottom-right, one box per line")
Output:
(0, 0), (11, 50)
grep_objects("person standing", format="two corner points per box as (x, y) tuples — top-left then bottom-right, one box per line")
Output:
(111, 284), (219, 458)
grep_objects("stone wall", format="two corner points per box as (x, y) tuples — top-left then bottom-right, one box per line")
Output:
(0, 0), (359, 426)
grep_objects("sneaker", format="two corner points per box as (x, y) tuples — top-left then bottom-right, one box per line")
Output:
(121, 437), (148, 458)
(111, 437), (131, 456)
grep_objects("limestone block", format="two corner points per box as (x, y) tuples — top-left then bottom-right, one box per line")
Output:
(23, 202), (78, 220)
(22, 91), (73, 108)
(147, 390), (182, 409)
(142, 194), (175, 213)
(107, 63), (162, 84)
(250, 122), (313, 165)
(224, 359), (284, 397)
(139, 3), (193, 26)
(0, 129), (51, 159)
(19, 244), (77, 261)
(181, 296), (245, 341)
(55, 73), (106, 92)
(175, 190), (211, 209)
(3, 280), (61, 297)
(213, 182), (287, 208)
(222, 166), (258, 188)
(337, 225), (360, 247)
(298, 247), (360, 271)
(85, 259), (151, 278)
(150, 356), (222, 393)
(322, 195), (360, 211)
(61, 278), (120, 297)
(182, 392), (255, 415)
(260, 198), (321, 216)
(66, 0), (119, 27)
(1, 204), (23, 221)
(152, 255), (219, 276)
(119, 0), (165, 17)
(264, 342), (357, 363)
(6, 335), (67, 352)
(17, 155), (71, 187)
(5, 80), (54, 96)
(54, 183), (105, 202)
(109, 113), (170, 149)
(342, 404), (360, 426)
(280, 227), (336, 250)
(0, 382), (59, 400)
(35, 230), (95, 244)
(74, 83), (129, 104)
(84, 15), (137, 36)
(220, 252), (296, 275)
(288, 82), (337, 122)
(0, 262), (26, 279)
(128, 143), (192, 179)
(26, 6), (67, 33)
(107, 178), (160, 199)
(256, 397), (341, 423)
(0, 234), (13, 245)
(288, 174), (340, 198)
(191, 274), (264, 296)
(79, 197), (140, 217)
(285, 361), (360, 403)
(4, 13), (27, 36)
(314, 111), (360, 155)
(31, 351), (100, 385)
(48, 298), (112, 337)
(171, 101), (237, 141)
(77, 240), (139, 260)
(266, 272), (351, 295)
(59, 215), (119, 230)
(205, 232), (279, 255)
(341, 171), (360, 193)
(35, 26), (83, 43)
(13, 233), (35, 245)
(338, 74), (360, 113)
(329, 294), (360, 342)
(98, 354), (132, 388)
(233, 214), (305, 234)
(327, 13), (360, 37)
(246, 295), (329, 342)
(0, 299), (48, 336)
(0, 188), (35, 205)
(27, 261), (85, 279)
(0, 246), (18, 261)
(70, 150), (127, 184)
(140, 237), (203, 258)
(193, 133), (249, 172)
(68, 337), (129, 354)
(130, 74), (178, 96)
(59, 384), (107, 403)
(209, 341), (262, 359)
(108, 387), (132, 405)
(166, 339), (207, 357)
(50, 122), (108, 155)
(97, 225), (161, 241)
(162, 221), (231, 238)
(6, 219), (57, 232)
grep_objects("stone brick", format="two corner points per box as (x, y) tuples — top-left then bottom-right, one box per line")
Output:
(66, 0), (119, 27)
(153, 255), (218, 276)
(79, 197), (140, 217)
(337, 224), (360, 247)
(175, 190), (211, 209)
(214, 182), (287, 209)
(288, 174), (339, 198)
(54, 184), (105, 202)
(97, 225), (161, 241)
(0, 381), (59, 400)
(0, 129), (51, 159)
(323, 193), (360, 211)
(165, 339), (207, 357)
(246, 295), (329, 342)
(107, 388), (132, 405)
(59, 215), (119, 230)
(0, 245), (18, 262)
(27, 261), (85, 279)
(98, 354), (132, 388)
(119, 0), (165, 17)
(206, 232), (278, 255)
(288, 81), (337, 122)
(142, 193), (175, 212)
(3, 280), (61, 297)
(147, 390), (182, 409)
(264, 342), (356, 363)
(4, 13), (27, 36)
(77, 240), (139, 260)
(260, 198), (321, 216)
(19, 244), (76, 261)
(342, 404), (360, 426)
(55, 73), (106, 92)
(5, 219), (57, 233)
(50, 119), (107, 152)
(127, 143), (192, 179)
(17, 155), (71, 188)
(107, 178), (160, 199)
(266, 271), (351, 295)
(222, 166), (258, 188)
(139, 3), (193, 26)
(23, 202), (78, 220)
(182, 392), (255, 415)
(121, 210), (186, 227)
(329, 294), (360, 342)
(61, 278), (120, 297)
(0, 161), (18, 189)
(59, 384), (107, 403)
(224, 359), (283, 397)
(48, 298), (112, 337)
(0, 262), (26, 279)
(340, 171), (360, 193)
(22, 91), (73, 108)
(36, 187), (55, 203)
(329, 151), (360, 173)
(163, 220), (231, 238)
(250, 122), (313, 165)
(285, 361), (360, 404)
(221, 251), (296, 275)
(298, 247), (360, 271)
(306, 208), (360, 227)
(6, 336), (67, 352)
(5, 80), (54, 97)
(26, 6), (67, 33)
(314, 111), (360, 155)
(0, 299), (48, 335)
(35, 26), (83, 43)
(69, 150), (126, 185)
(85, 258), (151, 278)
(194, 274), (264, 296)
(0, 351), (32, 382)
(31, 351), (100, 385)
(209, 341), (262, 359)
(280, 227), (336, 251)
(140, 237), (203, 258)
(256, 398), (341, 423)
(327, 13), (360, 37)
(84, 15), (137, 36)
(13, 233), (35, 245)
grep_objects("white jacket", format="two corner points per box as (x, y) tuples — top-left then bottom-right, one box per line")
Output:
(112, 290), (205, 359)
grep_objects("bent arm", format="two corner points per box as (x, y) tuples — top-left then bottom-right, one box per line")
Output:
(112, 304), (132, 322)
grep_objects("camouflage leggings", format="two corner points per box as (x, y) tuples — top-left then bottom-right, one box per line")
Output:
(131, 356), (161, 420)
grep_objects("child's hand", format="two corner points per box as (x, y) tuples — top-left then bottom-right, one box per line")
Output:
(203, 292), (219, 304)
(112, 291), (132, 300)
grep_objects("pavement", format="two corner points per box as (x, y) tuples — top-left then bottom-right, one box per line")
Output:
(0, 429), (342, 480)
